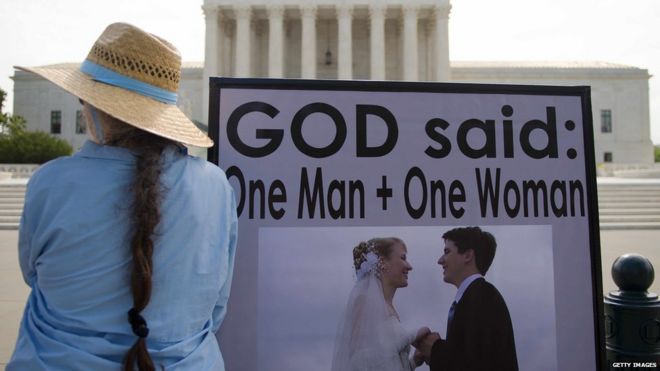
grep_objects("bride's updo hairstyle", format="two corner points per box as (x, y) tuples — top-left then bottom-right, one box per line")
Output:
(352, 237), (404, 272)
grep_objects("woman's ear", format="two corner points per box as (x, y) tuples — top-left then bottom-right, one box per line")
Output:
(82, 103), (101, 144)
(379, 257), (388, 272)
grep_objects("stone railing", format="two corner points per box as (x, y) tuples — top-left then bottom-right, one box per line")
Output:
(0, 164), (39, 179)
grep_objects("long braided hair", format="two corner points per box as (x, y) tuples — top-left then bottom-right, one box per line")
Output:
(98, 113), (172, 371)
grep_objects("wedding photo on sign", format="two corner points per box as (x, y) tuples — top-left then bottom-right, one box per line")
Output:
(208, 78), (604, 371)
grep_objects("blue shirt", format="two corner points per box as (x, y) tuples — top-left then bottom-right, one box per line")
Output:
(8, 141), (238, 370)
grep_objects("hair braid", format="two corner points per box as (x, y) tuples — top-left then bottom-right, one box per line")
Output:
(115, 129), (171, 371)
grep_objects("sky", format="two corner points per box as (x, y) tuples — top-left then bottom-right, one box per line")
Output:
(1, 0), (659, 142)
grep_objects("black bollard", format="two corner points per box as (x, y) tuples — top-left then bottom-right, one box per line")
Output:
(604, 253), (660, 369)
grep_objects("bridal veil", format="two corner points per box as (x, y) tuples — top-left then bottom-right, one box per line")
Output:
(331, 270), (413, 371)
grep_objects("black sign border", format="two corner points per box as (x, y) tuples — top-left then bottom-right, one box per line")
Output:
(208, 77), (604, 370)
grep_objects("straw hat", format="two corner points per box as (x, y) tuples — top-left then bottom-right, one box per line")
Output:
(15, 22), (213, 148)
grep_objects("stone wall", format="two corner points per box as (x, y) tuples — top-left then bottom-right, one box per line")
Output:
(0, 164), (39, 179)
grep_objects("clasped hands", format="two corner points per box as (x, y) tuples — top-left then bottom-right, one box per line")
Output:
(412, 327), (442, 367)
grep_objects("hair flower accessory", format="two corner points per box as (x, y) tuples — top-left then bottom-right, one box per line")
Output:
(356, 251), (379, 280)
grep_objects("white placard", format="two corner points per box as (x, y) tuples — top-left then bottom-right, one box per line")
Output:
(209, 79), (603, 371)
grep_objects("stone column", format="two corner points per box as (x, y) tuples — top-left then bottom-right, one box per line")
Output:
(403, 5), (419, 81)
(301, 5), (317, 79)
(433, 5), (451, 81)
(337, 5), (353, 79)
(203, 5), (220, 124)
(235, 5), (252, 77)
(369, 4), (386, 80)
(268, 5), (285, 78)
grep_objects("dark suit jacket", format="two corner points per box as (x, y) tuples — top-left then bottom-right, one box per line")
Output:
(429, 278), (518, 371)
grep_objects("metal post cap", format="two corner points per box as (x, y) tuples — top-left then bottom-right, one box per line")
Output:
(612, 253), (655, 292)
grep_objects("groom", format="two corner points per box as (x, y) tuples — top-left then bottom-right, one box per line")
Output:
(416, 226), (518, 371)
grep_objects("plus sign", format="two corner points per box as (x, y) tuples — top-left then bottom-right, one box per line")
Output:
(377, 175), (393, 210)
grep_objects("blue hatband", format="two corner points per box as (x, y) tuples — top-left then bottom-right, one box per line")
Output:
(80, 60), (177, 104)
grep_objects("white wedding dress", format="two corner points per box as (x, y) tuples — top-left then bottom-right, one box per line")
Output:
(331, 270), (417, 371)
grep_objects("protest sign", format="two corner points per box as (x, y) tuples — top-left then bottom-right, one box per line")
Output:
(209, 78), (604, 371)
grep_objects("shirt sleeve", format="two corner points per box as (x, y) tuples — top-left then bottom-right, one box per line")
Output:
(18, 208), (35, 286)
(17, 181), (38, 286)
(212, 184), (238, 333)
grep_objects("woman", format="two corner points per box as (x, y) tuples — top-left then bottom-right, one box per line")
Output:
(332, 237), (429, 371)
(7, 23), (237, 370)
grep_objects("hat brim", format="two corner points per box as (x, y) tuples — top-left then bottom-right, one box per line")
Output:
(15, 63), (213, 148)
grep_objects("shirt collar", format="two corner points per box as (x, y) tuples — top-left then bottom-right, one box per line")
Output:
(454, 273), (483, 303)
(75, 140), (187, 163)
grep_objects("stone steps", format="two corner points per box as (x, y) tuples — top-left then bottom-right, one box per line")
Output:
(0, 200), (25, 206)
(599, 222), (660, 230)
(0, 210), (22, 217)
(599, 203), (660, 209)
(0, 216), (21, 223)
(597, 181), (660, 230)
(599, 208), (660, 215)
(598, 193), (660, 198)
(600, 215), (660, 223)
(0, 194), (26, 198)
(0, 182), (26, 229)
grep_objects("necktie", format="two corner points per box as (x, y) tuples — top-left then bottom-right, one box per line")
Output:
(447, 301), (457, 329)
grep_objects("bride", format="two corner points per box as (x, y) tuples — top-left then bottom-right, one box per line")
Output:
(331, 237), (429, 371)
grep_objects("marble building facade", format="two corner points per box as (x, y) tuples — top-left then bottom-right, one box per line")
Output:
(11, 0), (653, 164)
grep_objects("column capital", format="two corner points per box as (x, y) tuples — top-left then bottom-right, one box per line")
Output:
(336, 4), (354, 18)
(300, 5), (317, 18)
(234, 5), (252, 20)
(403, 4), (419, 17)
(369, 4), (387, 19)
(432, 5), (452, 19)
(202, 4), (218, 17)
(267, 5), (285, 19)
